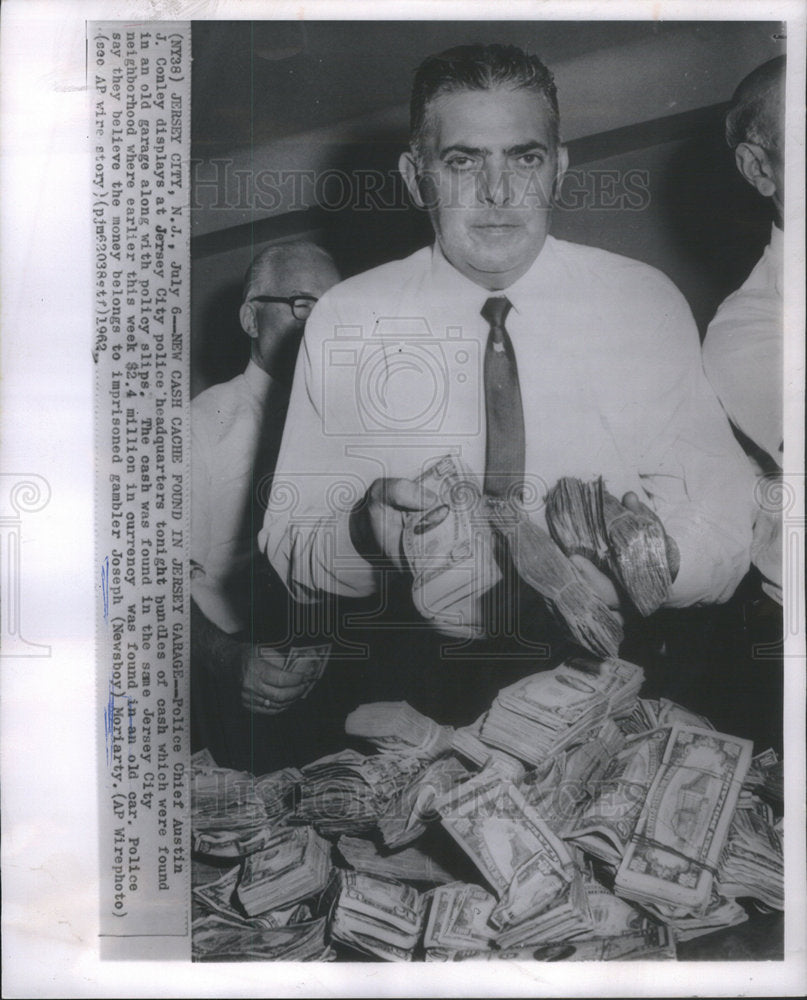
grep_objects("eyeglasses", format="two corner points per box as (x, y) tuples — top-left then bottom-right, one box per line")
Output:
(249, 295), (319, 320)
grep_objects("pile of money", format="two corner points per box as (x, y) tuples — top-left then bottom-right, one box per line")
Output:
(423, 882), (498, 955)
(487, 499), (623, 657)
(615, 726), (752, 912)
(337, 835), (455, 885)
(479, 655), (642, 765)
(330, 870), (427, 960)
(436, 773), (577, 929)
(293, 749), (426, 836)
(345, 701), (454, 760)
(717, 799), (784, 910)
(377, 754), (473, 849)
(191, 659), (783, 964)
(236, 826), (333, 916)
(545, 476), (673, 616)
(402, 455), (501, 638)
(191, 750), (287, 859)
(192, 914), (335, 961)
(564, 727), (669, 864)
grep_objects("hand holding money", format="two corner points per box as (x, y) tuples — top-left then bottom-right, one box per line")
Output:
(402, 455), (502, 637)
(241, 644), (331, 715)
(349, 476), (444, 570)
(546, 478), (678, 616)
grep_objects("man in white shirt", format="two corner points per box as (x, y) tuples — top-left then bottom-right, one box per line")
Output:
(703, 56), (785, 604)
(191, 241), (339, 751)
(260, 45), (754, 697)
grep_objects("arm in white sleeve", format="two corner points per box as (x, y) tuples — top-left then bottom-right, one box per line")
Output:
(627, 284), (755, 606)
(258, 294), (377, 602)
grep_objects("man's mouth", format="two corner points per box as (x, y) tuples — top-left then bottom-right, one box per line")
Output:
(473, 222), (521, 233)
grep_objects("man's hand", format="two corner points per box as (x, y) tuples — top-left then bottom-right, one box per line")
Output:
(349, 477), (447, 570)
(570, 490), (680, 619)
(239, 645), (314, 716)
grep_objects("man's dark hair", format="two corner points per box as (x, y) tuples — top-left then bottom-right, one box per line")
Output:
(409, 43), (560, 160)
(725, 54), (786, 151)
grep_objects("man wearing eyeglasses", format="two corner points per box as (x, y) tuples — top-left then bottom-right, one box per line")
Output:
(191, 240), (339, 762)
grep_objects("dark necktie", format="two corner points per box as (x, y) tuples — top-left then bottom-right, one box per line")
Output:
(481, 295), (525, 499)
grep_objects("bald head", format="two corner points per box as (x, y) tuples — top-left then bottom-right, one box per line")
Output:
(726, 55), (785, 151)
(242, 241), (338, 303)
(725, 56), (786, 224)
(240, 240), (340, 382)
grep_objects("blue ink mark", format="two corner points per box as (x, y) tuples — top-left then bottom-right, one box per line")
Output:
(104, 680), (115, 765)
(101, 556), (109, 622)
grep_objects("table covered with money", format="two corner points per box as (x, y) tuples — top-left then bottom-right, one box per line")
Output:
(190, 652), (784, 963)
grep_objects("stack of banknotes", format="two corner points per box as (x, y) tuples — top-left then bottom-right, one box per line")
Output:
(402, 455), (501, 638)
(191, 656), (783, 963)
(292, 749), (427, 836)
(479, 655), (643, 764)
(546, 476), (674, 616)
(330, 870), (428, 961)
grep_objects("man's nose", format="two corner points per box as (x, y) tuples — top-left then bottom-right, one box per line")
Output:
(477, 162), (510, 207)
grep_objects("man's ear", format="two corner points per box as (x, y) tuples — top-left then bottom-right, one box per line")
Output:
(239, 302), (258, 339)
(553, 144), (569, 201)
(735, 142), (778, 198)
(399, 150), (428, 209)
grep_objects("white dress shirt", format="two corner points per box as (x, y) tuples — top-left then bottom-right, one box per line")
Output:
(703, 224), (784, 603)
(260, 236), (754, 610)
(192, 359), (288, 632)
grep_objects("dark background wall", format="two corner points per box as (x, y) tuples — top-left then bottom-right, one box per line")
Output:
(190, 20), (783, 397)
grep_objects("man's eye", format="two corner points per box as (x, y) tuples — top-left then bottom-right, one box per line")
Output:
(516, 153), (544, 168)
(446, 156), (476, 170)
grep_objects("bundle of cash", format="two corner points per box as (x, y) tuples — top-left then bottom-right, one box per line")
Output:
(293, 749), (426, 836)
(254, 767), (302, 818)
(487, 499), (623, 657)
(192, 914), (334, 961)
(402, 455), (502, 638)
(742, 748), (784, 807)
(191, 755), (274, 858)
(330, 870), (427, 961)
(479, 663), (613, 765)
(495, 874), (593, 948)
(235, 826), (332, 916)
(192, 864), (313, 929)
(640, 889), (749, 942)
(717, 801), (784, 910)
(337, 834), (456, 885)
(581, 880), (667, 939)
(545, 476), (673, 616)
(616, 726), (752, 912)
(431, 925), (677, 961)
(435, 774), (576, 928)
(564, 727), (669, 865)
(377, 754), (472, 849)
(423, 882), (497, 953)
(345, 701), (455, 760)
(451, 716), (525, 779)
(560, 653), (644, 718)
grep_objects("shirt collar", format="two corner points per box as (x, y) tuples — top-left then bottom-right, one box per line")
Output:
(429, 236), (557, 316)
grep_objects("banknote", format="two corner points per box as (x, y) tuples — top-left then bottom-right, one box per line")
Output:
(616, 725), (753, 911)
(402, 455), (502, 637)
(423, 883), (497, 950)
